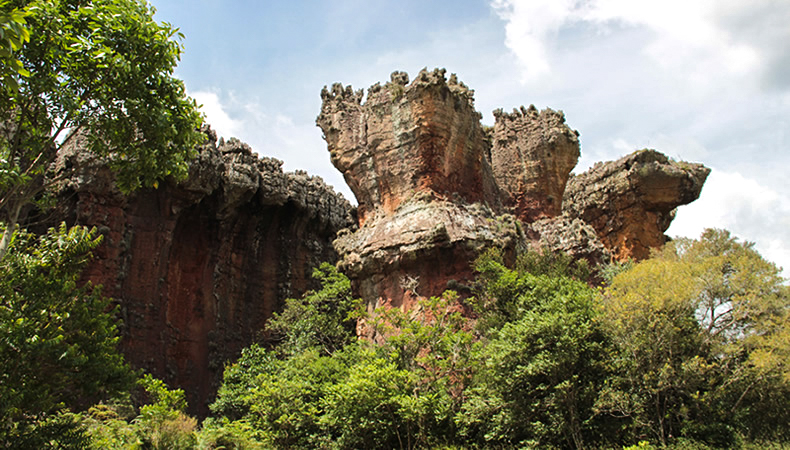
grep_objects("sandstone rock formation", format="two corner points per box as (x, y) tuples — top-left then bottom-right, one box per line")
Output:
(39, 68), (709, 415)
(317, 69), (502, 226)
(318, 69), (709, 310)
(563, 149), (710, 260)
(50, 127), (354, 416)
(491, 106), (580, 222)
(318, 69), (525, 315)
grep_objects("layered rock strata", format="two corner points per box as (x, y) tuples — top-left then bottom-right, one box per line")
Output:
(51, 128), (354, 416)
(318, 69), (709, 309)
(318, 69), (503, 226)
(491, 106), (580, 222)
(563, 150), (710, 260)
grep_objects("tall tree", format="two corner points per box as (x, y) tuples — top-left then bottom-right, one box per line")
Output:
(0, 0), (204, 260)
(458, 252), (613, 449)
(601, 229), (790, 445)
(0, 2), (29, 92)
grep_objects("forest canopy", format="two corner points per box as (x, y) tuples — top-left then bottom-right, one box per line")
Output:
(0, 1), (788, 448)
(66, 229), (784, 449)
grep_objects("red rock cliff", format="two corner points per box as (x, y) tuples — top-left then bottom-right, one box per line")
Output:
(51, 128), (354, 416)
(318, 69), (525, 318)
(317, 69), (709, 311)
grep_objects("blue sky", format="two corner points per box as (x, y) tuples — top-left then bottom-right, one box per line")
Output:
(152, 0), (790, 273)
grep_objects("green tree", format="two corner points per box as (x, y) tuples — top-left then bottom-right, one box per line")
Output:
(369, 291), (477, 447)
(266, 262), (363, 356)
(0, 1), (29, 92)
(459, 253), (613, 449)
(0, 0), (204, 260)
(209, 269), (469, 448)
(207, 266), (363, 448)
(601, 229), (790, 446)
(0, 223), (135, 446)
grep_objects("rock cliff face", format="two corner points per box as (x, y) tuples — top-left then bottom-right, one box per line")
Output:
(563, 150), (710, 260)
(51, 128), (354, 416)
(318, 69), (709, 309)
(491, 106), (580, 222)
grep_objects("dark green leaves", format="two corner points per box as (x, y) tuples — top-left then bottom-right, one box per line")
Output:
(0, 223), (135, 446)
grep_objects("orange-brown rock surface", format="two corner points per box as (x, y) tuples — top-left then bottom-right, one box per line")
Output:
(491, 106), (580, 222)
(317, 69), (502, 226)
(318, 69), (709, 309)
(50, 128), (354, 416)
(563, 149), (710, 260)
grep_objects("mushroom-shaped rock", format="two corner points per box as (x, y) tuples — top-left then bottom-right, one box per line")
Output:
(563, 149), (710, 260)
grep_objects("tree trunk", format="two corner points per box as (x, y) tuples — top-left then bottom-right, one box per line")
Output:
(0, 203), (21, 262)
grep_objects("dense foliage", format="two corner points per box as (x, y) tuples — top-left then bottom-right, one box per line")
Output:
(195, 230), (789, 449)
(600, 229), (790, 446)
(0, 0), (205, 446)
(0, 223), (135, 446)
(3, 220), (788, 449)
(458, 253), (612, 448)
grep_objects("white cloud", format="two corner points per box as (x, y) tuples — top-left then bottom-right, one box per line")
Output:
(491, 0), (774, 90)
(190, 90), (243, 140)
(668, 169), (790, 275)
(491, 0), (576, 83)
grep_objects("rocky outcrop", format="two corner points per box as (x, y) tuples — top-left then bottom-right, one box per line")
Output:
(317, 69), (502, 226)
(491, 106), (580, 222)
(51, 127), (354, 416)
(41, 69), (709, 415)
(333, 191), (522, 311)
(318, 69), (524, 314)
(563, 150), (710, 260)
(318, 69), (708, 309)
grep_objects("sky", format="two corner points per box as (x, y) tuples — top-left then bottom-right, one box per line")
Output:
(152, 0), (790, 273)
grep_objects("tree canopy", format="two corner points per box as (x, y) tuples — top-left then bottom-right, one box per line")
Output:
(0, 0), (204, 260)
(0, 0), (204, 445)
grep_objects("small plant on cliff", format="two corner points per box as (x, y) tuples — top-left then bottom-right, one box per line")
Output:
(390, 83), (405, 101)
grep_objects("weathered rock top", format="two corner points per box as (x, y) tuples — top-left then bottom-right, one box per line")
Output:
(56, 126), (355, 231)
(491, 104), (580, 222)
(318, 68), (710, 307)
(317, 68), (500, 225)
(564, 149), (710, 260)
